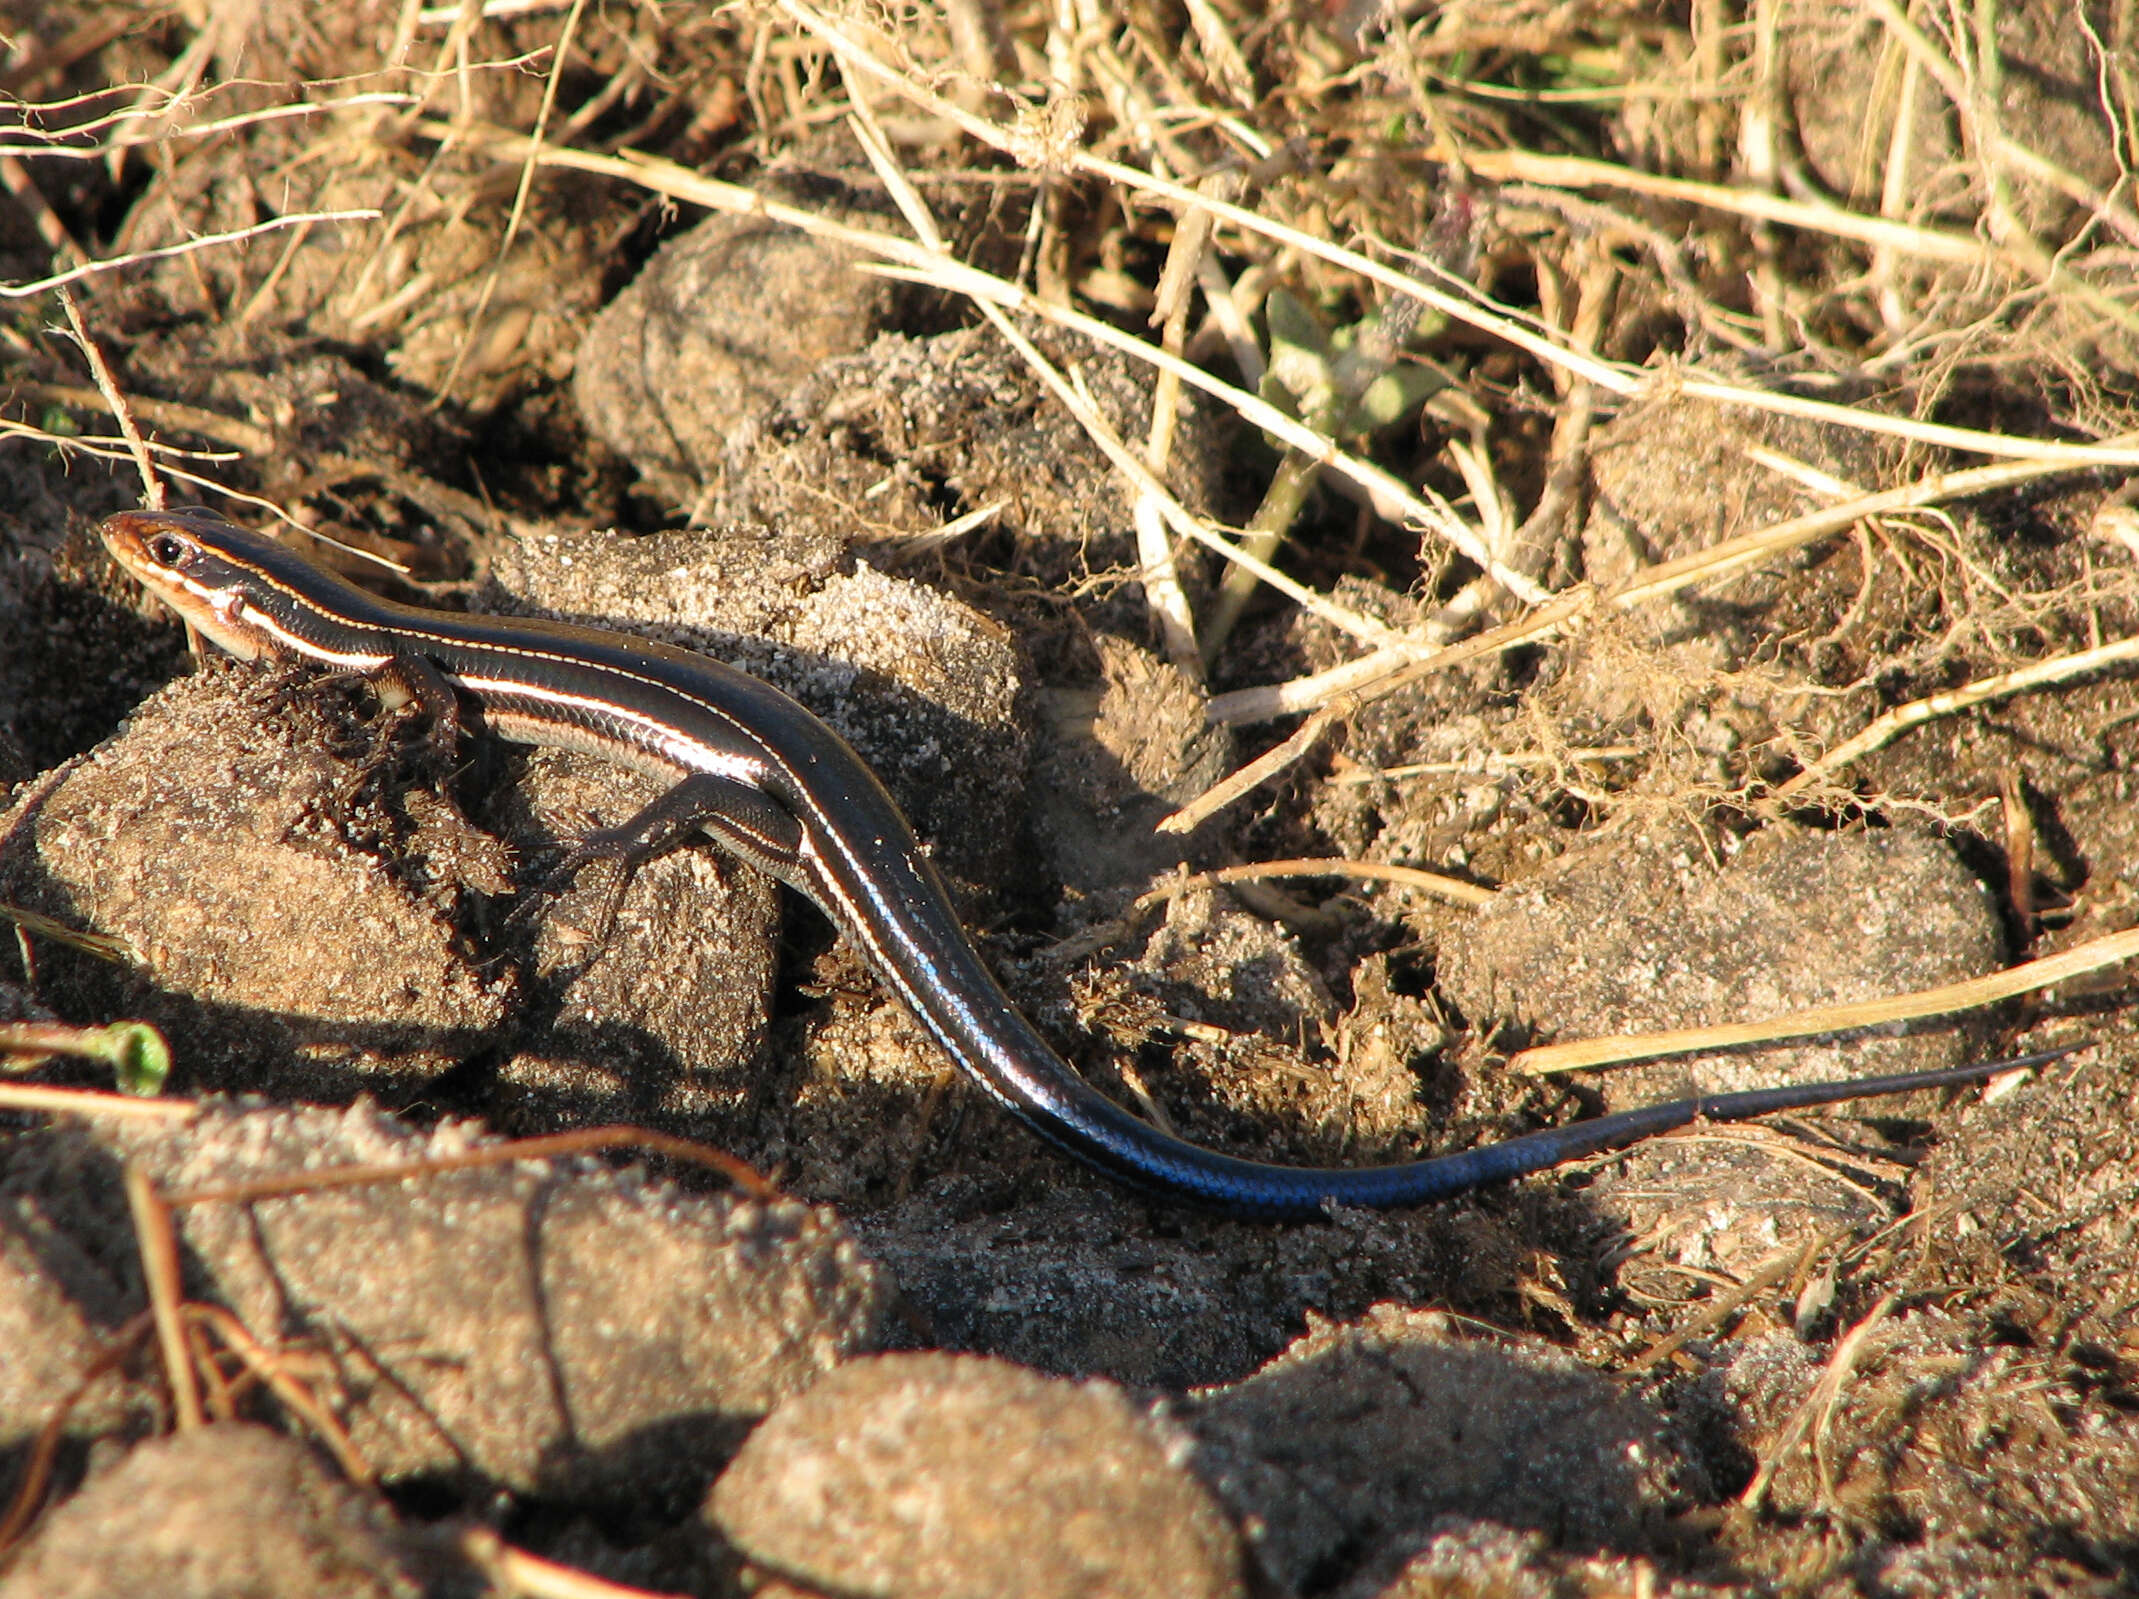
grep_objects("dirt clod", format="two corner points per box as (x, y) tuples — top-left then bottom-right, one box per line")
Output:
(1440, 822), (2003, 1100)
(0, 1423), (458, 1599)
(707, 1351), (1245, 1599)
(0, 1100), (887, 1505)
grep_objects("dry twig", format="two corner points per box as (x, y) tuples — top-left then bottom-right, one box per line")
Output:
(1741, 1291), (1898, 1513)
(1513, 932), (2132, 1075)
(53, 286), (160, 508)
(1209, 442), (2139, 725)
(1777, 633), (2139, 798)
(2, 211), (381, 300)
(124, 1166), (200, 1431)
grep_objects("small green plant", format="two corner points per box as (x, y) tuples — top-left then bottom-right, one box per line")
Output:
(1260, 288), (1449, 440)
(1201, 289), (1451, 664)
(0, 1019), (172, 1095)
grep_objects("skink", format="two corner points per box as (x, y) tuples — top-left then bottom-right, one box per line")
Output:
(99, 508), (2059, 1219)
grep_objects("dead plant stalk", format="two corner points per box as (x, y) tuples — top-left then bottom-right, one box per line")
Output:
(774, 0), (2139, 470)
(1514, 930), (2136, 1075)
(1211, 442), (2139, 724)
(1, 211), (381, 300)
(423, 119), (1507, 639)
(123, 1166), (200, 1430)
(1777, 633), (2139, 797)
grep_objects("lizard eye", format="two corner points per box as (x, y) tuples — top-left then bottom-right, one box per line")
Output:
(146, 532), (191, 567)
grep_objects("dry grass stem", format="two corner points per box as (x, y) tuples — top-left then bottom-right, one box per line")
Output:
(158, 1124), (775, 1209)
(1326, 747), (1644, 784)
(6, 380), (276, 455)
(1667, 381), (2139, 469)
(1, 211), (381, 299)
(1607, 447), (2139, 607)
(0, 903), (128, 962)
(0, 1087), (766, 1195)
(184, 1304), (371, 1484)
(1778, 633), (2139, 797)
(1047, 852), (1495, 965)
(460, 1527), (689, 1599)
(1514, 928), (2136, 1076)
(1741, 1291), (1898, 1514)
(0, 90), (416, 159)
(1650, 1126), (1899, 1204)
(0, 1083), (195, 1121)
(1157, 699), (1350, 834)
(1136, 857), (1497, 913)
(123, 1165), (201, 1431)
(1211, 444), (2139, 725)
(0, 154), (86, 268)
(1626, 1235), (1829, 1376)
(881, 498), (1006, 559)
(1208, 589), (1592, 726)
(413, 0), (573, 24)
(1134, 195), (1209, 676)
(0, 417), (241, 467)
(1454, 147), (1990, 265)
(54, 286), (160, 507)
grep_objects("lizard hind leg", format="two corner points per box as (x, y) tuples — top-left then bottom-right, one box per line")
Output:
(504, 772), (807, 951)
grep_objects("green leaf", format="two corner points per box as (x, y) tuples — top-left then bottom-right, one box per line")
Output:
(1264, 288), (1330, 361)
(1262, 289), (1340, 423)
(1257, 366), (1303, 423)
(101, 1022), (171, 1096)
(0, 1019), (172, 1095)
(1347, 363), (1453, 430)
